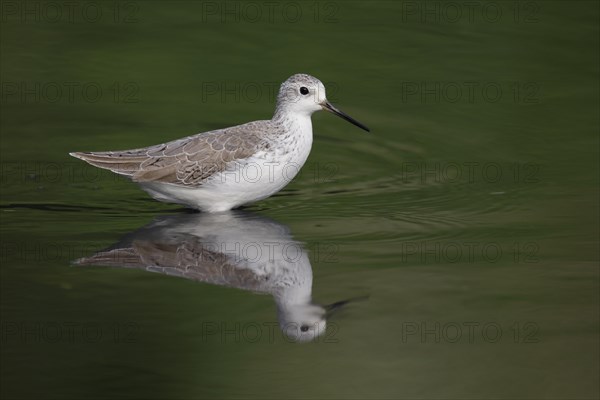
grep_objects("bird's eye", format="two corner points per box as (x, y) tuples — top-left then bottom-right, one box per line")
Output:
(300, 87), (309, 95)
(300, 325), (310, 332)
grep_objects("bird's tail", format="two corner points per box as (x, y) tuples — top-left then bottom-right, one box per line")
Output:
(69, 151), (147, 176)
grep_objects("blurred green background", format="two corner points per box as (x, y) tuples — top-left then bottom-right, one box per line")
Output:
(1, 1), (598, 399)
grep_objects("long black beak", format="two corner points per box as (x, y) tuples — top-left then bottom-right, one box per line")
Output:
(322, 101), (370, 132)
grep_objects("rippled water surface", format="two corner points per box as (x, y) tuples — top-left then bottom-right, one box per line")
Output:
(1, 1), (599, 399)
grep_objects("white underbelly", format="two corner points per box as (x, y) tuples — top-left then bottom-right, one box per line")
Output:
(139, 145), (312, 212)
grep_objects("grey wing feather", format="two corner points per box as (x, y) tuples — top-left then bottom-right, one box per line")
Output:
(70, 121), (273, 186)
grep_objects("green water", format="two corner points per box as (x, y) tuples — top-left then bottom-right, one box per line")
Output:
(1, 1), (598, 399)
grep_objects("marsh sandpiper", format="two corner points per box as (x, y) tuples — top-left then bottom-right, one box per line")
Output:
(70, 74), (369, 212)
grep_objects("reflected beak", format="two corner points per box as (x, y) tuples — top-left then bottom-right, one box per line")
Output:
(323, 295), (370, 318)
(321, 101), (370, 132)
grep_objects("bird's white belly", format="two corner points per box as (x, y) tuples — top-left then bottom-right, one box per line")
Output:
(140, 135), (312, 212)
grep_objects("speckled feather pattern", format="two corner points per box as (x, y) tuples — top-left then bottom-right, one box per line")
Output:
(72, 119), (290, 186)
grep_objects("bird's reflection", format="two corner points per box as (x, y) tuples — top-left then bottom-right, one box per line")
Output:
(75, 211), (360, 342)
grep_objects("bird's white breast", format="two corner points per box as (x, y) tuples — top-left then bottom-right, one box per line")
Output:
(214, 116), (313, 202)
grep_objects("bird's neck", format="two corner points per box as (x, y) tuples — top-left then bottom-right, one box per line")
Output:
(273, 105), (314, 123)
(271, 109), (313, 140)
(273, 284), (313, 310)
